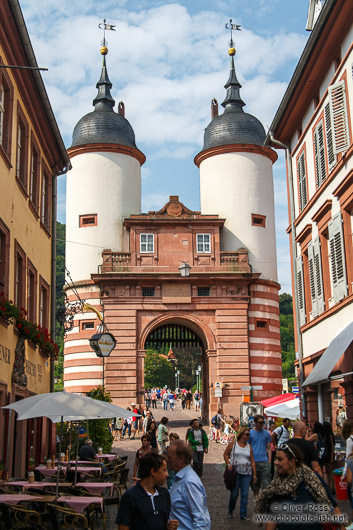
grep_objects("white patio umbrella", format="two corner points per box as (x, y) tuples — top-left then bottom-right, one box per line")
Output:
(3, 391), (139, 496)
(264, 398), (301, 421)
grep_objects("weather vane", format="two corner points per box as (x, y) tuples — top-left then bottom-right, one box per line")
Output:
(98, 19), (116, 47)
(225, 18), (241, 48)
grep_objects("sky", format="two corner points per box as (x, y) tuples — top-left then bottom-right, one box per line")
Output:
(20, 0), (312, 293)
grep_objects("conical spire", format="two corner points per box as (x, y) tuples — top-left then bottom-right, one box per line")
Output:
(93, 54), (115, 111)
(221, 55), (245, 110)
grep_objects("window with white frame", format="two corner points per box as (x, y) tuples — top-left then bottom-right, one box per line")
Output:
(313, 120), (327, 188)
(328, 80), (349, 156)
(140, 233), (154, 253)
(196, 233), (211, 253)
(297, 151), (308, 212)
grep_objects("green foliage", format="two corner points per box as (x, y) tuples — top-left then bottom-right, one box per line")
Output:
(279, 293), (296, 381)
(55, 222), (66, 389)
(144, 350), (175, 388)
(86, 386), (114, 453)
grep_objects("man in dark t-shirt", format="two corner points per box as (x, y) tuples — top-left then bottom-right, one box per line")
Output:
(287, 421), (322, 476)
(116, 452), (178, 530)
(79, 439), (98, 461)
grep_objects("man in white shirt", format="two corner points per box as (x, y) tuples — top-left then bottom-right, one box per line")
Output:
(271, 418), (291, 448)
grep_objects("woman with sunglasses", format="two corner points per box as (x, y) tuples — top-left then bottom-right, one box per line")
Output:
(223, 425), (257, 520)
(256, 442), (332, 530)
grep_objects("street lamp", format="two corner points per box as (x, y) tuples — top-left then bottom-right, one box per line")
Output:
(196, 369), (200, 391)
(177, 370), (180, 388)
(174, 372), (178, 389)
(178, 262), (191, 277)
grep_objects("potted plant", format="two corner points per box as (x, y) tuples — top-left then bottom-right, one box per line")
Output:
(29, 457), (36, 470)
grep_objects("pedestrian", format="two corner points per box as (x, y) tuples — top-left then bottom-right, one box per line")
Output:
(342, 419), (353, 481)
(114, 418), (123, 442)
(248, 414), (272, 494)
(223, 425), (256, 520)
(186, 390), (192, 410)
(269, 423), (276, 477)
(185, 419), (195, 445)
(147, 420), (158, 450)
(122, 408), (132, 439)
(79, 438), (98, 461)
(143, 410), (153, 434)
(145, 390), (151, 408)
(211, 408), (223, 443)
(151, 390), (157, 409)
(323, 420), (335, 491)
(133, 434), (153, 481)
(271, 418), (291, 448)
(199, 393), (203, 416)
(255, 443), (332, 530)
(164, 433), (180, 489)
(181, 392), (186, 410)
(168, 440), (211, 530)
(188, 419), (208, 477)
(168, 392), (175, 411)
(288, 421), (322, 476)
(116, 452), (179, 530)
(158, 417), (169, 452)
(131, 403), (139, 440)
(194, 391), (200, 411)
(163, 391), (168, 411)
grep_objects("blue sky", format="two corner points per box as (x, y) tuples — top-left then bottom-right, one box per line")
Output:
(20, 0), (312, 292)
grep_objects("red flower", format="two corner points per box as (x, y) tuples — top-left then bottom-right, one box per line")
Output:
(17, 322), (22, 329)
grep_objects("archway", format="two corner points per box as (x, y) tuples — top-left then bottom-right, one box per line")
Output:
(143, 320), (210, 421)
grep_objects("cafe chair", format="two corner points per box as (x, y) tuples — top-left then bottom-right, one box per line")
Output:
(1, 502), (46, 529)
(47, 503), (93, 530)
(115, 468), (129, 497)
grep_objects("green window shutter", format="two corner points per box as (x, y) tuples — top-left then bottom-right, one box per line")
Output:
(296, 254), (306, 326)
(307, 241), (317, 318)
(324, 102), (336, 171)
(297, 152), (308, 211)
(313, 236), (325, 315)
(328, 81), (349, 155)
(328, 212), (348, 303)
(313, 121), (327, 187)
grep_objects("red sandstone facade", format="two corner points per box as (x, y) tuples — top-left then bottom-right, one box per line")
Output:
(64, 196), (281, 419)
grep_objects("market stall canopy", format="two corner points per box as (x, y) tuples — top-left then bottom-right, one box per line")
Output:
(2, 390), (139, 422)
(302, 321), (353, 388)
(264, 398), (300, 421)
(261, 393), (297, 408)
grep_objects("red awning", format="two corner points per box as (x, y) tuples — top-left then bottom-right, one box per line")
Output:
(261, 393), (297, 408)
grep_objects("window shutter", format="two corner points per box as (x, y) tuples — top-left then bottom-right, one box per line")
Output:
(313, 121), (327, 187)
(296, 254), (306, 326)
(313, 236), (325, 315)
(328, 212), (348, 302)
(307, 241), (317, 317)
(297, 152), (308, 211)
(328, 81), (349, 155)
(324, 102), (336, 171)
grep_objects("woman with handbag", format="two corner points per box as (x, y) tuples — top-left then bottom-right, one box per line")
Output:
(223, 425), (257, 520)
(158, 416), (170, 452)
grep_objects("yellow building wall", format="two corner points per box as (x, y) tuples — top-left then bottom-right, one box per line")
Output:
(0, 44), (53, 395)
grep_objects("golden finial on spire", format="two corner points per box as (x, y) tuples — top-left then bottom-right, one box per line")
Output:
(98, 19), (116, 55)
(225, 19), (241, 56)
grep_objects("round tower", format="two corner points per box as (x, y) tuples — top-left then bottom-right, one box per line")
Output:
(195, 48), (278, 281)
(66, 47), (145, 283)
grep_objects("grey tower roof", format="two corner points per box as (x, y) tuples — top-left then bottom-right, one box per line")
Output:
(202, 56), (266, 151)
(71, 56), (137, 149)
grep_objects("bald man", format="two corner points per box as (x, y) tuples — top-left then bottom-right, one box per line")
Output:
(288, 421), (322, 476)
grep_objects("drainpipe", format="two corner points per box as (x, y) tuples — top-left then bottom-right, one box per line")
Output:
(50, 167), (69, 393)
(268, 133), (307, 419)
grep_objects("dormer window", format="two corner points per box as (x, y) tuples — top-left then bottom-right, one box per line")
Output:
(140, 233), (154, 253)
(196, 234), (211, 253)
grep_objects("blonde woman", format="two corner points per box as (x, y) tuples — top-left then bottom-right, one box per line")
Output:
(223, 425), (257, 520)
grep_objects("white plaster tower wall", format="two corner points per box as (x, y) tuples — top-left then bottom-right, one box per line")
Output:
(66, 151), (141, 283)
(200, 151), (278, 281)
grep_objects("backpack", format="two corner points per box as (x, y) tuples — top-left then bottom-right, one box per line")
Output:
(316, 435), (328, 465)
(211, 414), (217, 426)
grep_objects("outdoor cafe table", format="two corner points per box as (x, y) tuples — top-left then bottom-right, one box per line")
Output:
(73, 466), (102, 477)
(2, 481), (72, 491)
(35, 465), (66, 476)
(75, 482), (114, 495)
(0, 493), (54, 505)
(56, 495), (103, 513)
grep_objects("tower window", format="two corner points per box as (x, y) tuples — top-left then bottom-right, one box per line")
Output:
(142, 287), (155, 297)
(251, 214), (266, 228)
(140, 234), (154, 253)
(256, 319), (269, 329)
(81, 321), (95, 331)
(79, 214), (97, 227)
(197, 287), (210, 297)
(196, 234), (211, 253)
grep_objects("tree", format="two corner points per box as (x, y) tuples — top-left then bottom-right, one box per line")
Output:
(144, 350), (175, 388)
(54, 222), (66, 389)
(279, 293), (296, 381)
(86, 386), (114, 452)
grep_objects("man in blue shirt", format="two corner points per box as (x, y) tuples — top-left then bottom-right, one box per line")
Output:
(249, 414), (272, 494)
(168, 440), (211, 530)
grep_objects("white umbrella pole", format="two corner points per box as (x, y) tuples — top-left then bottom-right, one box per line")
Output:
(74, 426), (79, 486)
(55, 416), (63, 500)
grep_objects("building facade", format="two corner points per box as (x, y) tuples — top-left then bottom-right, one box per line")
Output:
(64, 45), (282, 419)
(0, 0), (69, 477)
(267, 0), (353, 422)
